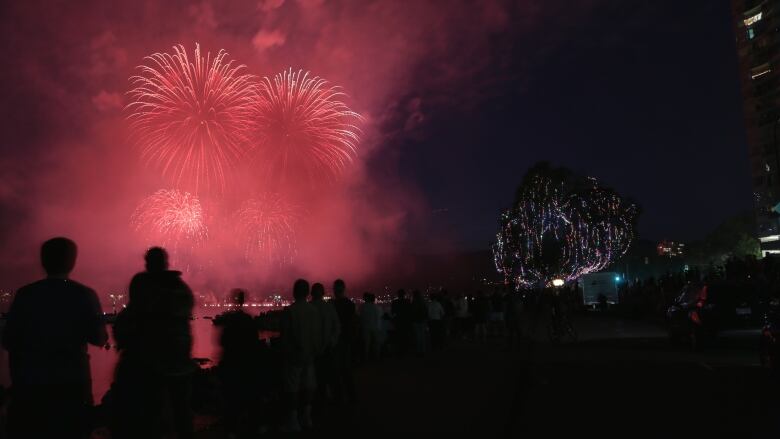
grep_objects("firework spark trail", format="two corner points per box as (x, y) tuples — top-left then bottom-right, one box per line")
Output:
(132, 189), (208, 246)
(254, 68), (362, 185)
(234, 194), (301, 264)
(127, 44), (257, 194)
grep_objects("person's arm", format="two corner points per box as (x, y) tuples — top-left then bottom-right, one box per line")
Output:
(1, 288), (25, 352)
(85, 288), (109, 347)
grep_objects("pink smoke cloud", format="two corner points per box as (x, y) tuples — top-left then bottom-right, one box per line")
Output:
(252, 29), (286, 52)
(0, 0), (600, 297)
(92, 90), (122, 112)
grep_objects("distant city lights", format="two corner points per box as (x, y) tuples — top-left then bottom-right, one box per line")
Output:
(743, 11), (762, 27)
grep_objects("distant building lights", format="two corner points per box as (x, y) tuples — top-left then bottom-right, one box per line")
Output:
(752, 68), (771, 80)
(744, 12), (762, 27)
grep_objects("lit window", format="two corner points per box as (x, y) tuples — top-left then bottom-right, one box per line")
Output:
(748, 28), (756, 40)
(744, 12), (763, 27)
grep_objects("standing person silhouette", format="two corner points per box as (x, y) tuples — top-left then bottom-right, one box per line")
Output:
(331, 279), (357, 404)
(411, 290), (429, 355)
(213, 288), (262, 437)
(310, 282), (340, 404)
(111, 247), (194, 439)
(359, 293), (382, 360)
(279, 279), (320, 432)
(2, 237), (108, 439)
(391, 289), (412, 355)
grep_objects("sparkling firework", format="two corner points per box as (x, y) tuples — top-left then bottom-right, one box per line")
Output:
(234, 194), (301, 264)
(127, 44), (257, 193)
(493, 167), (638, 287)
(132, 189), (208, 245)
(254, 68), (361, 185)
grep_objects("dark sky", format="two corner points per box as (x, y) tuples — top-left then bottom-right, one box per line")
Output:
(388, 0), (752, 251)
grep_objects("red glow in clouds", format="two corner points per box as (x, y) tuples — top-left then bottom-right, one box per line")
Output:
(0, 0), (541, 296)
(233, 194), (301, 265)
(128, 45), (364, 274)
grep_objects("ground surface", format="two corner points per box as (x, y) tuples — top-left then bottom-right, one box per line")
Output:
(306, 314), (778, 437)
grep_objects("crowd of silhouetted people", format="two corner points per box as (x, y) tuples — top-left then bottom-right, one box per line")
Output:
(0, 237), (534, 438)
(20, 238), (780, 437)
(615, 256), (780, 321)
(14, 239), (777, 437)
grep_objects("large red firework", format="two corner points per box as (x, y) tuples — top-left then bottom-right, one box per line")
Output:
(127, 44), (257, 194)
(254, 69), (361, 186)
(132, 189), (209, 246)
(234, 194), (301, 264)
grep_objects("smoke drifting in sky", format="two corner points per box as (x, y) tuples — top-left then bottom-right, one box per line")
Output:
(0, 0), (593, 296)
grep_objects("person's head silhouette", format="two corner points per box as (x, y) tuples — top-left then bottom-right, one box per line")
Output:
(311, 283), (325, 301)
(363, 292), (375, 303)
(230, 288), (246, 307)
(41, 237), (77, 278)
(396, 289), (406, 299)
(293, 279), (310, 302)
(144, 247), (169, 273)
(333, 279), (346, 299)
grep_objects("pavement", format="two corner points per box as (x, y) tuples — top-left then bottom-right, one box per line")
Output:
(310, 313), (779, 438)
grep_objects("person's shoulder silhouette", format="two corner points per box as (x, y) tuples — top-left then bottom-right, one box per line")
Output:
(128, 247), (193, 315)
(1, 237), (108, 438)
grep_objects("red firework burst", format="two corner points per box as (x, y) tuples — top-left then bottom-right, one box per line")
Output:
(234, 194), (301, 264)
(254, 68), (361, 185)
(132, 189), (208, 245)
(127, 44), (257, 194)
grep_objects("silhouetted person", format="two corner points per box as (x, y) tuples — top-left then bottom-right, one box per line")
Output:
(2, 237), (108, 439)
(111, 247), (194, 439)
(489, 288), (506, 337)
(453, 293), (469, 340)
(505, 290), (525, 351)
(411, 290), (429, 355)
(391, 289), (413, 355)
(440, 290), (455, 343)
(427, 293), (445, 350)
(598, 293), (608, 312)
(280, 279), (320, 432)
(360, 293), (382, 360)
(472, 291), (489, 341)
(310, 283), (340, 404)
(213, 289), (261, 437)
(331, 279), (357, 404)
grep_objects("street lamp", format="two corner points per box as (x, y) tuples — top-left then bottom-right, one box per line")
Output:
(551, 278), (565, 287)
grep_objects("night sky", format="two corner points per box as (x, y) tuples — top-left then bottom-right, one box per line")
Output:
(0, 0), (753, 290)
(390, 0), (751, 251)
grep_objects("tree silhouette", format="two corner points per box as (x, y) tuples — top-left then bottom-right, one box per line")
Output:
(493, 162), (639, 287)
